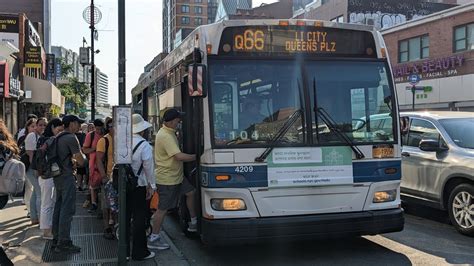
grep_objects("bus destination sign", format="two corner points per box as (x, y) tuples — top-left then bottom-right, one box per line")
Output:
(218, 26), (377, 58)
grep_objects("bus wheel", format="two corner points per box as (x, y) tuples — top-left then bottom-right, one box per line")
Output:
(448, 183), (474, 236)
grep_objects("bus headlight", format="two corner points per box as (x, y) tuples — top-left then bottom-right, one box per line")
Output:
(373, 190), (397, 203)
(211, 199), (247, 211)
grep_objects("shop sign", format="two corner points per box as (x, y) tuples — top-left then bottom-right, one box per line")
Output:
(9, 74), (20, 98)
(26, 20), (42, 47)
(0, 62), (7, 96)
(25, 46), (42, 68)
(46, 53), (56, 84)
(0, 15), (20, 49)
(393, 55), (464, 82)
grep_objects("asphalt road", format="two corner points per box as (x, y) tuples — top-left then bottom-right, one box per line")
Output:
(160, 205), (474, 266)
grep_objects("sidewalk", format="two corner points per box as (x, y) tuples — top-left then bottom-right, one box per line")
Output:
(0, 192), (189, 265)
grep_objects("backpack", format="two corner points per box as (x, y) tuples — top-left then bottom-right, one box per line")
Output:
(43, 132), (71, 178)
(112, 140), (146, 191)
(0, 154), (26, 195)
(30, 136), (49, 176)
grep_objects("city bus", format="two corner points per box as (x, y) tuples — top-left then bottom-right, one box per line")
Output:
(132, 19), (404, 244)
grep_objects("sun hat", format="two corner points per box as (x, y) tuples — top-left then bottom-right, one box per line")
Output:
(132, 113), (152, 133)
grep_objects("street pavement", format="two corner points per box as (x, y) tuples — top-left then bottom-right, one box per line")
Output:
(0, 196), (188, 266)
(2, 197), (473, 265)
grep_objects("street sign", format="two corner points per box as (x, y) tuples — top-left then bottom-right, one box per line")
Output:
(409, 74), (420, 85)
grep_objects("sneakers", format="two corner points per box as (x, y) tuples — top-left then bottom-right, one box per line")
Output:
(147, 234), (170, 250)
(82, 200), (91, 209)
(53, 243), (81, 253)
(187, 222), (197, 232)
(88, 203), (98, 213)
(136, 251), (155, 261)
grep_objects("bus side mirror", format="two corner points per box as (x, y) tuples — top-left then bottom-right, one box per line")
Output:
(188, 63), (207, 98)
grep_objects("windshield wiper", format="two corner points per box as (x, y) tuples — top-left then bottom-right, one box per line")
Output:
(316, 107), (365, 159)
(255, 109), (304, 162)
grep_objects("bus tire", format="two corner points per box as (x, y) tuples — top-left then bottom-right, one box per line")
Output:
(447, 183), (474, 236)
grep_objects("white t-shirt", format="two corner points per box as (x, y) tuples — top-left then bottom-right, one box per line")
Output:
(24, 132), (38, 151)
(17, 128), (26, 141)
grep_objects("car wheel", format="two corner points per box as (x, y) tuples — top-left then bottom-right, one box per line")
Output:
(448, 183), (474, 236)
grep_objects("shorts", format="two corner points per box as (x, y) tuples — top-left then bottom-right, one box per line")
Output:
(157, 178), (194, 211)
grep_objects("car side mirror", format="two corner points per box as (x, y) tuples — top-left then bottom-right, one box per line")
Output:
(419, 139), (448, 152)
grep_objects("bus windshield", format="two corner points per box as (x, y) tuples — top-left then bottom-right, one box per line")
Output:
(209, 59), (395, 147)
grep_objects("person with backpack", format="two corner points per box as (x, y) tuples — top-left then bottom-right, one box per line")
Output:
(24, 117), (47, 225)
(123, 114), (156, 260)
(75, 123), (88, 191)
(95, 117), (115, 239)
(51, 115), (86, 253)
(36, 118), (64, 239)
(82, 119), (105, 213)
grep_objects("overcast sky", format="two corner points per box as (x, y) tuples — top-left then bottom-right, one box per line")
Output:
(51, 0), (278, 105)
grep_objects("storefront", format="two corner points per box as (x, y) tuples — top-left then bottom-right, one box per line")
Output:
(0, 42), (22, 133)
(382, 3), (474, 111)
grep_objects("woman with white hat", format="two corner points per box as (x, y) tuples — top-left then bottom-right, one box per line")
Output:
(125, 113), (156, 261)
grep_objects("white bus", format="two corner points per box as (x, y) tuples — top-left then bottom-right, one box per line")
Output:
(132, 19), (404, 244)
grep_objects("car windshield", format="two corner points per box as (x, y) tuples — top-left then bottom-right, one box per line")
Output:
(209, 59), (395, 147)
(439, 118), (474, 149)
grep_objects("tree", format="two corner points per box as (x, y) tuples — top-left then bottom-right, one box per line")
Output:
(57, 73), (90, 115)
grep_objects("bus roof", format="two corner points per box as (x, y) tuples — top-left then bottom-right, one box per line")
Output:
(132, 19), (378, 96)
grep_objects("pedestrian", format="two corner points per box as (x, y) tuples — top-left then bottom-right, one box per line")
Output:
(16, 113), (38, 141)
(18, 118), (36, 216)
(87, 123), (95, 133)
(0, 119), (20, 266)
(52, 115), (86, 253)
(95, 117), (115, 239)
(25, 117), (47, 225)
(127, 113), (156, 260)
(149, 108), (197, 250)
(75, 123), (88, 191)
(82, 119), (105, 213)
(38, 118), (64, 239)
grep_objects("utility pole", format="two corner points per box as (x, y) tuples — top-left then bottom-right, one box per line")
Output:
(90, 0), (96, 121)
(117, 0), (127, 264)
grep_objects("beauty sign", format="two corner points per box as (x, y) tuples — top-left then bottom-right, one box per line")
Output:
(267, 147), (353, 188)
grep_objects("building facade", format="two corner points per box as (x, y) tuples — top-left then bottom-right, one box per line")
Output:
(51, 46), (85, 84)
(96, 69), (108, 105)
(293, 0), (457, 29)
(163, 0), (215, 53)
(382, 3), (474, 111)
(0, 0), (51, 53)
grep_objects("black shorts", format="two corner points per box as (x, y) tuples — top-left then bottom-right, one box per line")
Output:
(157, 178), (194, 211)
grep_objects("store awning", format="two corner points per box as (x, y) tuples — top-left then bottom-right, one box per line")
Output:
(23, 75), (62, 107)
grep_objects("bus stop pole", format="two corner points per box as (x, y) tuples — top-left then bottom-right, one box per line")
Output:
(411, 85), (416, 111)
(118, 0), (127, 264)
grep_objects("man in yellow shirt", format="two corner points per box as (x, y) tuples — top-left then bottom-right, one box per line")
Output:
(148, 109), (196, 250)
(96, 118), (115, 240)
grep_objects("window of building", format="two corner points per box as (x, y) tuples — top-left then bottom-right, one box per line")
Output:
(181, 5), (190, 13)
(195, 0), (202, 2)
(181, 16), (190, 24)
(398, 35), (429, 63)
(454, 23), (474, 52)
(331, 15), (344, 23)
(194, 6), (203, 14)
(195, 17), (202, 25)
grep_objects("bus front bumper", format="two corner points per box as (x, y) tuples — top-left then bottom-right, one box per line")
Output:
(200, 208), (404, 244)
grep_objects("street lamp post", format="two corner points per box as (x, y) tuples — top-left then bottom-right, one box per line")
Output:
(83, 1), (102, 121)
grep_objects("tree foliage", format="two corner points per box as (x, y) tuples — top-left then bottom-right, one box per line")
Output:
(58, 74), (90, 115)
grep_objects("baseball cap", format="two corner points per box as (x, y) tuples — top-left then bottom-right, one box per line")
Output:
(162, 108), (185, 122)
(62, 115), (85, 126)
(93, 118), (104, 127)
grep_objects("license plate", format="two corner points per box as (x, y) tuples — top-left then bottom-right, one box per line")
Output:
(373, 146), (394, 158)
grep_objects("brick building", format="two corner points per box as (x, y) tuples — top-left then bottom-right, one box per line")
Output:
(293, 0), (456, 29)
(163, 0), (219, 53)
(382, 3), (474, 111)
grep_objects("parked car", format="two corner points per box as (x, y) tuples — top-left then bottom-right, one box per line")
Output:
(400, 111), (474, 236)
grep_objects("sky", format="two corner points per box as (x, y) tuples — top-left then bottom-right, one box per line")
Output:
(51, 0), (278, 105)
